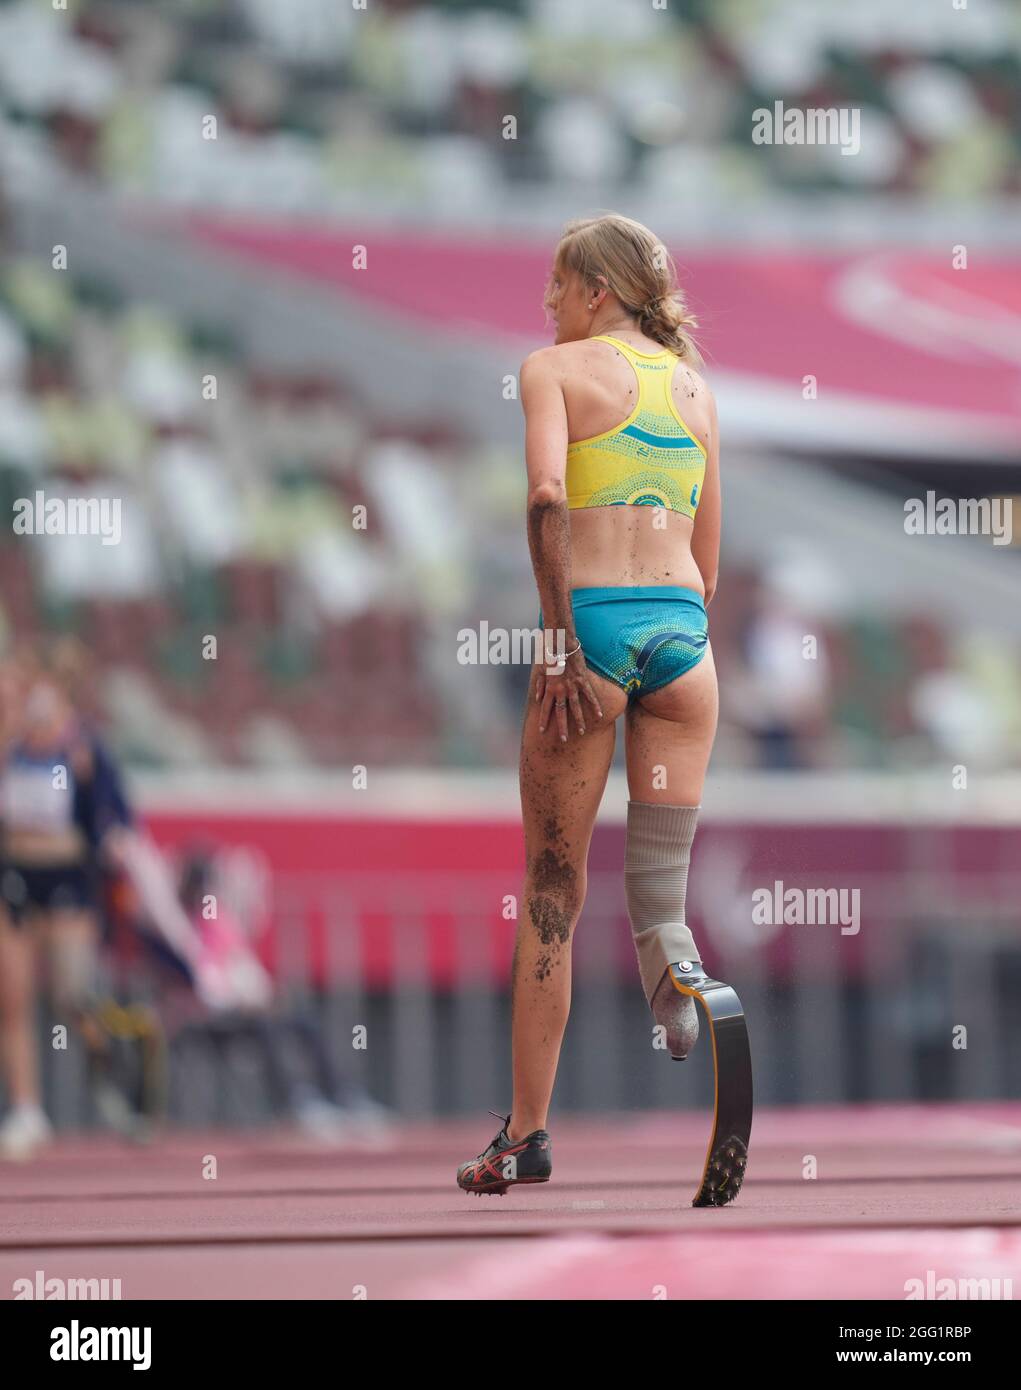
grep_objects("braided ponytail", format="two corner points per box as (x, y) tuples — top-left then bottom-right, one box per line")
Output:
(638, 291), (702, 366)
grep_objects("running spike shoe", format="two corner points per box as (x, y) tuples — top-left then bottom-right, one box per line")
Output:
(456, 1110), (552, 1196)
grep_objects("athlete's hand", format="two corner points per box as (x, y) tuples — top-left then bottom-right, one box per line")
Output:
(536, 649), (603, 742)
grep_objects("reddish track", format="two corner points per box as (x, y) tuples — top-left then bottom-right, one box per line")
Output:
(2, 1103), (1020, 1299)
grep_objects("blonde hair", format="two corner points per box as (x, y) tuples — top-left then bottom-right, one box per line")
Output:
(552, 213), (702, 367)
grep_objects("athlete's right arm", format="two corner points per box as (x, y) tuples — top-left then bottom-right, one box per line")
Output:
(520, 349), (602, 741)
(691, 385), (721, 605)
(520, 349), (576, 646)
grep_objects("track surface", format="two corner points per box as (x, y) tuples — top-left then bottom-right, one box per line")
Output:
(2, 1103), (1020, 1299)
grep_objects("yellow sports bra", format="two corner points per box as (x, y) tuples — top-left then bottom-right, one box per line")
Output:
(565, 334), (707, 517)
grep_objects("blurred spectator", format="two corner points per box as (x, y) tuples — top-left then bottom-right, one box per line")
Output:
(728, 576), (834, 771)
(171, 847), (392, 1144)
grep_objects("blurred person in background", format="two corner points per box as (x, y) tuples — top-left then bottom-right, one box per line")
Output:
(458, 214), (721, 1194)
(45, 638), (204, 976)
(0, 640), (205, 1157)
(728, 572), (833, 770)
(0, 655), (103, 1158)
(173, 847), (391, 1144)
(906, 620), (1013, 771)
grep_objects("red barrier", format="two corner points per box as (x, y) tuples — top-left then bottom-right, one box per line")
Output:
(144, 812), (1020, 988)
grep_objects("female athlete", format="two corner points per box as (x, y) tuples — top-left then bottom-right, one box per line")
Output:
(457, 213), (721, 1194)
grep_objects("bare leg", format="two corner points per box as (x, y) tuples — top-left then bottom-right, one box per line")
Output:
(626, 644), (719, 808)
(511, 664), (626, 1139)
(0, 914), (39, 1107)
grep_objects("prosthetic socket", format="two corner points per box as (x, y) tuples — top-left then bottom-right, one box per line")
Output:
(624, 800), (701, 1058)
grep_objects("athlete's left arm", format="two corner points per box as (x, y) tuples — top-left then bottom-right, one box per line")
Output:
(691, 384), (720, 605)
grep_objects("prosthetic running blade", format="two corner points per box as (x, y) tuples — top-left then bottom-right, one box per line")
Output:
(668, 961), (752, 1208)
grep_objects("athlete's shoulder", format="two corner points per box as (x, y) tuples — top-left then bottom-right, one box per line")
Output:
(676, 354), (716, 405)
(520, 343), (578, 378)
(519, 345), (578, 411)
(676, 358), (718, 459)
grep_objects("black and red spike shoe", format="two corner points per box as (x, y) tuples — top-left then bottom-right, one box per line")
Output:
(456, 1111), (552, 1196)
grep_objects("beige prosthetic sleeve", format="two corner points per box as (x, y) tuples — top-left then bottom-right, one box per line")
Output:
(624, 801), (701, 1004)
